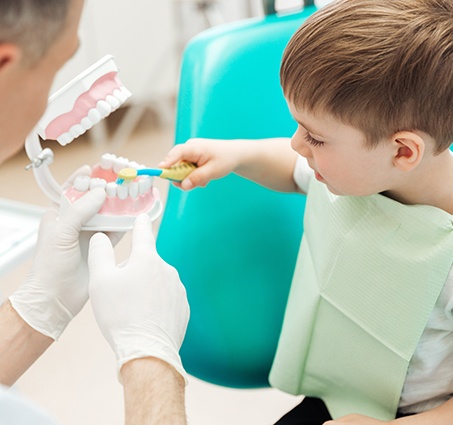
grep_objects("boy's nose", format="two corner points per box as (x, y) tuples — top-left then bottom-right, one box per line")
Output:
(291, 131), (312, 159)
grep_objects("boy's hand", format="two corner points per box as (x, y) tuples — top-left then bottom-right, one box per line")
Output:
(158, 138), (240, 190)
(324, 415), (392, 424)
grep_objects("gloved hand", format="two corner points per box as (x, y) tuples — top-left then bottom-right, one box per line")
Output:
(9, 186), (107, 340)
(88, 214), (190, 383)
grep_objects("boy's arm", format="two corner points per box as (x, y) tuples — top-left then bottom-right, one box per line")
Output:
(159, 137), (299, 193)
(0, 300), (53, 386)
(324, 398), (453, 424)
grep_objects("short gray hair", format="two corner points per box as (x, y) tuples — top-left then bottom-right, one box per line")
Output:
(0, 0), (71, 63)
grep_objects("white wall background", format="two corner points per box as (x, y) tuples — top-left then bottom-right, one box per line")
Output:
(52, 0), (307, 106)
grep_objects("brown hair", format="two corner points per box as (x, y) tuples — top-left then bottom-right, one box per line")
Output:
(0, 0), (71, 64)
(281, 0), (453, 153)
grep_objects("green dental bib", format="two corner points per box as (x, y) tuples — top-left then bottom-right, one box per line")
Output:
(269, 179), (453, 420)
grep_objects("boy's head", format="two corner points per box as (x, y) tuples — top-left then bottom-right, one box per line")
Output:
(0, 0), (84, 163)
(281, 0), (453, 154)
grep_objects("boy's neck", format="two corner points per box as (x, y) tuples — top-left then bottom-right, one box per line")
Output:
(383, 149), (453, 214)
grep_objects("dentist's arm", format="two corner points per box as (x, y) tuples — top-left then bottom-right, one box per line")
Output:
(0, 300), (53, 386)
(0, 188), (107, 385)
(88, 214), (189, 425)
(122, 358), (186, 425)
(159, 137), (299, 193)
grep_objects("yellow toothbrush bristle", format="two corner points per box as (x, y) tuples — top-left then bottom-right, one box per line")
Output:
(118, 167), (137, 181)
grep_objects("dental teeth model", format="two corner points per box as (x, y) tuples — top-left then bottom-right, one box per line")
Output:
(24, 55), (162, 231)
(61, 153), (162, 231)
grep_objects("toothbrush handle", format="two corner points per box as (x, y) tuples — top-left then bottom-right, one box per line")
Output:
(136, 169), (163, 177)
(160, 162), (197, 182)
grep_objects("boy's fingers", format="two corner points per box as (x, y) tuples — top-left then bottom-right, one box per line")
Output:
(158, 146), (185, 168)
(159, 142), (203, 168)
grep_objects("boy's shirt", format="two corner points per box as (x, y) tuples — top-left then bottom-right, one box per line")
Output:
(276, 155), (453, 415)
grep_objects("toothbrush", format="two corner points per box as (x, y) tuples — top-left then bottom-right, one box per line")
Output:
(116, 161), (197, 184)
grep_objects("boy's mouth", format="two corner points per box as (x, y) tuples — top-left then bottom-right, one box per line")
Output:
(314, 170), (324, 182)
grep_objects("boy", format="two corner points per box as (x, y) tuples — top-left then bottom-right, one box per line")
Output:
(159, 0), (453, 422)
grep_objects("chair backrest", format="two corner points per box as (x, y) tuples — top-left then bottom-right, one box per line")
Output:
(156, 6), (316, 388)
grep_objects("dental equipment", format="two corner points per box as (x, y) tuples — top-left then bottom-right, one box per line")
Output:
(116, 161), (197, 185)
(24, 55), (162, 231)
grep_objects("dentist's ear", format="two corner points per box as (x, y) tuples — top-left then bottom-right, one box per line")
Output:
(0, 43), (21, 70)
(391, 131), (425, 172)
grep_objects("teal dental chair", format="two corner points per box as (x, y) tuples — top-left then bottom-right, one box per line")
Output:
(156, 1), (316, 388)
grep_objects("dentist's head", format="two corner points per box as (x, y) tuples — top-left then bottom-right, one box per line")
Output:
(0, 0), (84, 163)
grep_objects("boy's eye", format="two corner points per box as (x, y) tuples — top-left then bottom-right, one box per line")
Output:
(304, 132), (325, 147)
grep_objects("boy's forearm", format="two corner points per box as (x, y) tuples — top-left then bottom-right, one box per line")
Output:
(234, 138), (299, 192)
(122, 357), (187, 425)
(393, 398), (453, 425)
(0, 300), (53, 386)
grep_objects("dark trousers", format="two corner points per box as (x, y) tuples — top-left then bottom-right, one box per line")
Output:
(274, 398), (332, 425)
(274, 397), (414, 424)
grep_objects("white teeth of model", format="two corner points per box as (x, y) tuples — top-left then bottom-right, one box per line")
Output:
(138, 179), (147, 195)
(129, 182), (139, 199)
(113, 156), (129, 173)
(106, 182), (117, 197)
(57, 132), (74, 146)
(74, 175), (91, 192)
(88, 108), (102, 125)
(96, 100), (112, 118)
(106, 95), (121, 110)
(81, 117), (93, 131)
(145, 177), (153, 191)
(101, 153), (117, 170)
(90, 178), (107, 190)
(114, 88), (127, 104)
(128, 161), (141, 170)
(100, 153), (117, 170)
(117, 184), (128, 200)
(121, 86), (132, 99)
(70, 124), (85, 139)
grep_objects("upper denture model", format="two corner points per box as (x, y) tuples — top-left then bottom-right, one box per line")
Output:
(24, 55), (162, 231)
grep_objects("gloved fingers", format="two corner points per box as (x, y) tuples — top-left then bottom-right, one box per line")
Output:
(80, 229), (125, 262)
(49, 165), (92, 212)
(130, 214), (156, 258)
(88, 232), (117, 277)
(36, 209), (59, 236)
(59, 188), (106, 234)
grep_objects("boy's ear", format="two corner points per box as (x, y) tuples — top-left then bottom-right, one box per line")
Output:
(0, 43), (21, 72)
(391, 131), (425, 172)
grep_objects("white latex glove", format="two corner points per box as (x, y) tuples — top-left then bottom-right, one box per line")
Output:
(9, 187), (107, 340)
(88, 213), (189, 383)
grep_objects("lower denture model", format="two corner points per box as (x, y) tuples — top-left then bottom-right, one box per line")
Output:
(24, 55), (162, 231)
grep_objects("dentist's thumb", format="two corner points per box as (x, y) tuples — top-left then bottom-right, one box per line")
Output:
(59, 187), (106, 232)
(88, 232), (116, 279)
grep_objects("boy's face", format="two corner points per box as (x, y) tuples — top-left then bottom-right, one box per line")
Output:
(288, 101), (399, 197)
(0, 0), (84, 164)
